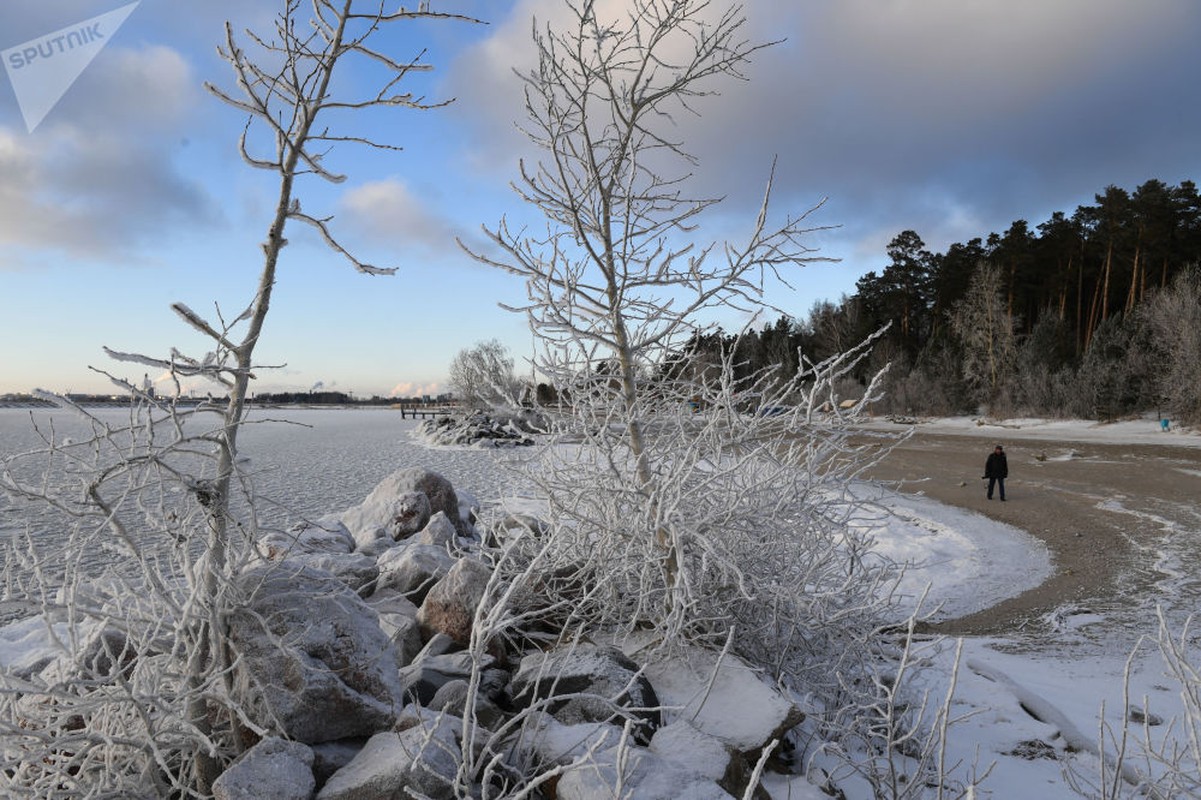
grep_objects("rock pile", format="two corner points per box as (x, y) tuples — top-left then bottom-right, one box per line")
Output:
(417, 410), (541, 447)
(7, 466), (806, 799)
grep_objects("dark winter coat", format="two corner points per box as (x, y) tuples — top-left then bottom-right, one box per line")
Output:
(984, 452), (1008, 479)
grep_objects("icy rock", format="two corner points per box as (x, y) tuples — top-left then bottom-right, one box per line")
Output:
(229, 563), (402, 744)
(282, 552), (379, 598)
(507, 644), (660, 742)
(212, 737), (315, 800)
(520, 718), (623, 767)
(429, 679), (506, 731)
(398, 651), (506, 706)
(0, 617), (65, 679)
(410, 511), (458, 548)
(76, 624), (135, 679)
(637, 642), (803, 753)
(417, 558), (493, 645)
(364, 588), (422, 669)
(311, 739), (365, 789)
(483, 512), (549, 548)
(650, 721), (730, 781)
(555, 744), (734, 800)
(316, 716), (460, 800)
(457, 489), (481, 531)
(360, 468), (467, 537)
(418, 411), (537, 449)
(650, 720), (768, 799)
(342, 491), (432, 552)
(259, 517), (354, 560)
(376, 543), (457, 603)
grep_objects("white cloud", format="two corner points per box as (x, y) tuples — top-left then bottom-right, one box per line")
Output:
(0, 44), (217, 265)
(339, 178), (462, 253)
(389, 380), (441, 398)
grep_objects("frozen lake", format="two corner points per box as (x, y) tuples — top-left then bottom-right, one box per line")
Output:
(0, 407), (518, 581)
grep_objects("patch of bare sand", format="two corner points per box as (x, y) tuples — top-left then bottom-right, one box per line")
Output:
(862, 430), (1201, 636)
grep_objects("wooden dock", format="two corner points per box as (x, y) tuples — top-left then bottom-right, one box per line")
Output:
(395, 406), (456, 419)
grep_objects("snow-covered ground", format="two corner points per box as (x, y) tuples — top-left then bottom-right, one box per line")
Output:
(862, 412), (1201, 448)
(1, 409), (1197, 797)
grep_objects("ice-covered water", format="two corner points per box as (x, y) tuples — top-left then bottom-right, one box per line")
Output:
(0, 407), (519, 577)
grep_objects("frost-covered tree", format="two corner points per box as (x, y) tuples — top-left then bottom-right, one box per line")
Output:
(464, 0), (900, 704)
(1138, 267), (1201, 425)
(448, 339), (522, 409)
(0, 2), (475, 795)
(950, 262), (1016, 410)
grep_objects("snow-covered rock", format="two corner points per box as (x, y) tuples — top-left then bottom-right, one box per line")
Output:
(417, 557), (493, 645)
(315, 716), (460, 800)
(282, 551), (379, 598)
(212, 737), (315, 800)
(650, 720), (768, 799)
(507, 644), (660, 741)
(410, 510), (457, 548)
(520, 718), (623, 767)
(555, 744), (734, 800)
(650, 721), (731, 781)
(375, 543), (457, 603)
(634, 642), (803, 753)
(341, 490), (432, 552)
(0, 617), (65, 679)
(259, 517), (354, 560)
(428, 679), (506, 731)
(398, 651), (506, 707)
(417, 410), (538, 448)
(228, 563), (402, 744)
(350, 467), (468, 538)
(363, 588), (422, 669)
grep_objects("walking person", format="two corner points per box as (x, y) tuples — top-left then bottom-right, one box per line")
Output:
(984, 444), (1008, 501)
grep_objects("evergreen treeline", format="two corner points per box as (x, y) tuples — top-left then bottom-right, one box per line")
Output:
(679, 179), (1201, 423)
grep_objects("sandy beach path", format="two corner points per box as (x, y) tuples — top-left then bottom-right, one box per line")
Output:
(861, 428), (1201, 636)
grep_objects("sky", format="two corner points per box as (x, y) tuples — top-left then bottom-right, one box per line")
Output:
(1, 0), (1198, 398)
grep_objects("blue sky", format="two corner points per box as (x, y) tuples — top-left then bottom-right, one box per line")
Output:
(2, 0), (1198, 398)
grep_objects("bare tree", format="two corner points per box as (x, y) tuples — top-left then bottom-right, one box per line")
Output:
(448, 339), (522, 409)
(462, 0), (912, 714)
(0, 2), (475, 795)
(463, 0), (839, 606)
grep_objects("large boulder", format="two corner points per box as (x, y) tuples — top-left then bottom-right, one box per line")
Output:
(416, 558), (493, 646)
(376, 544), (457, 604)
(283, 552), (379, 598)
(507, 644), (660, 742)
(345, 468), (468, 540)
(635, 642), (803, 754)
(316, 715), (460, 800)
(341, 491), (432, 552)
(259, 517), (354, 560)
(212, 737), (315, 800)
(228, 563), (403, 744)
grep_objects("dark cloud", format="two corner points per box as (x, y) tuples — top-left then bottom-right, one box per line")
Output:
(450, 0), (1201, 272)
